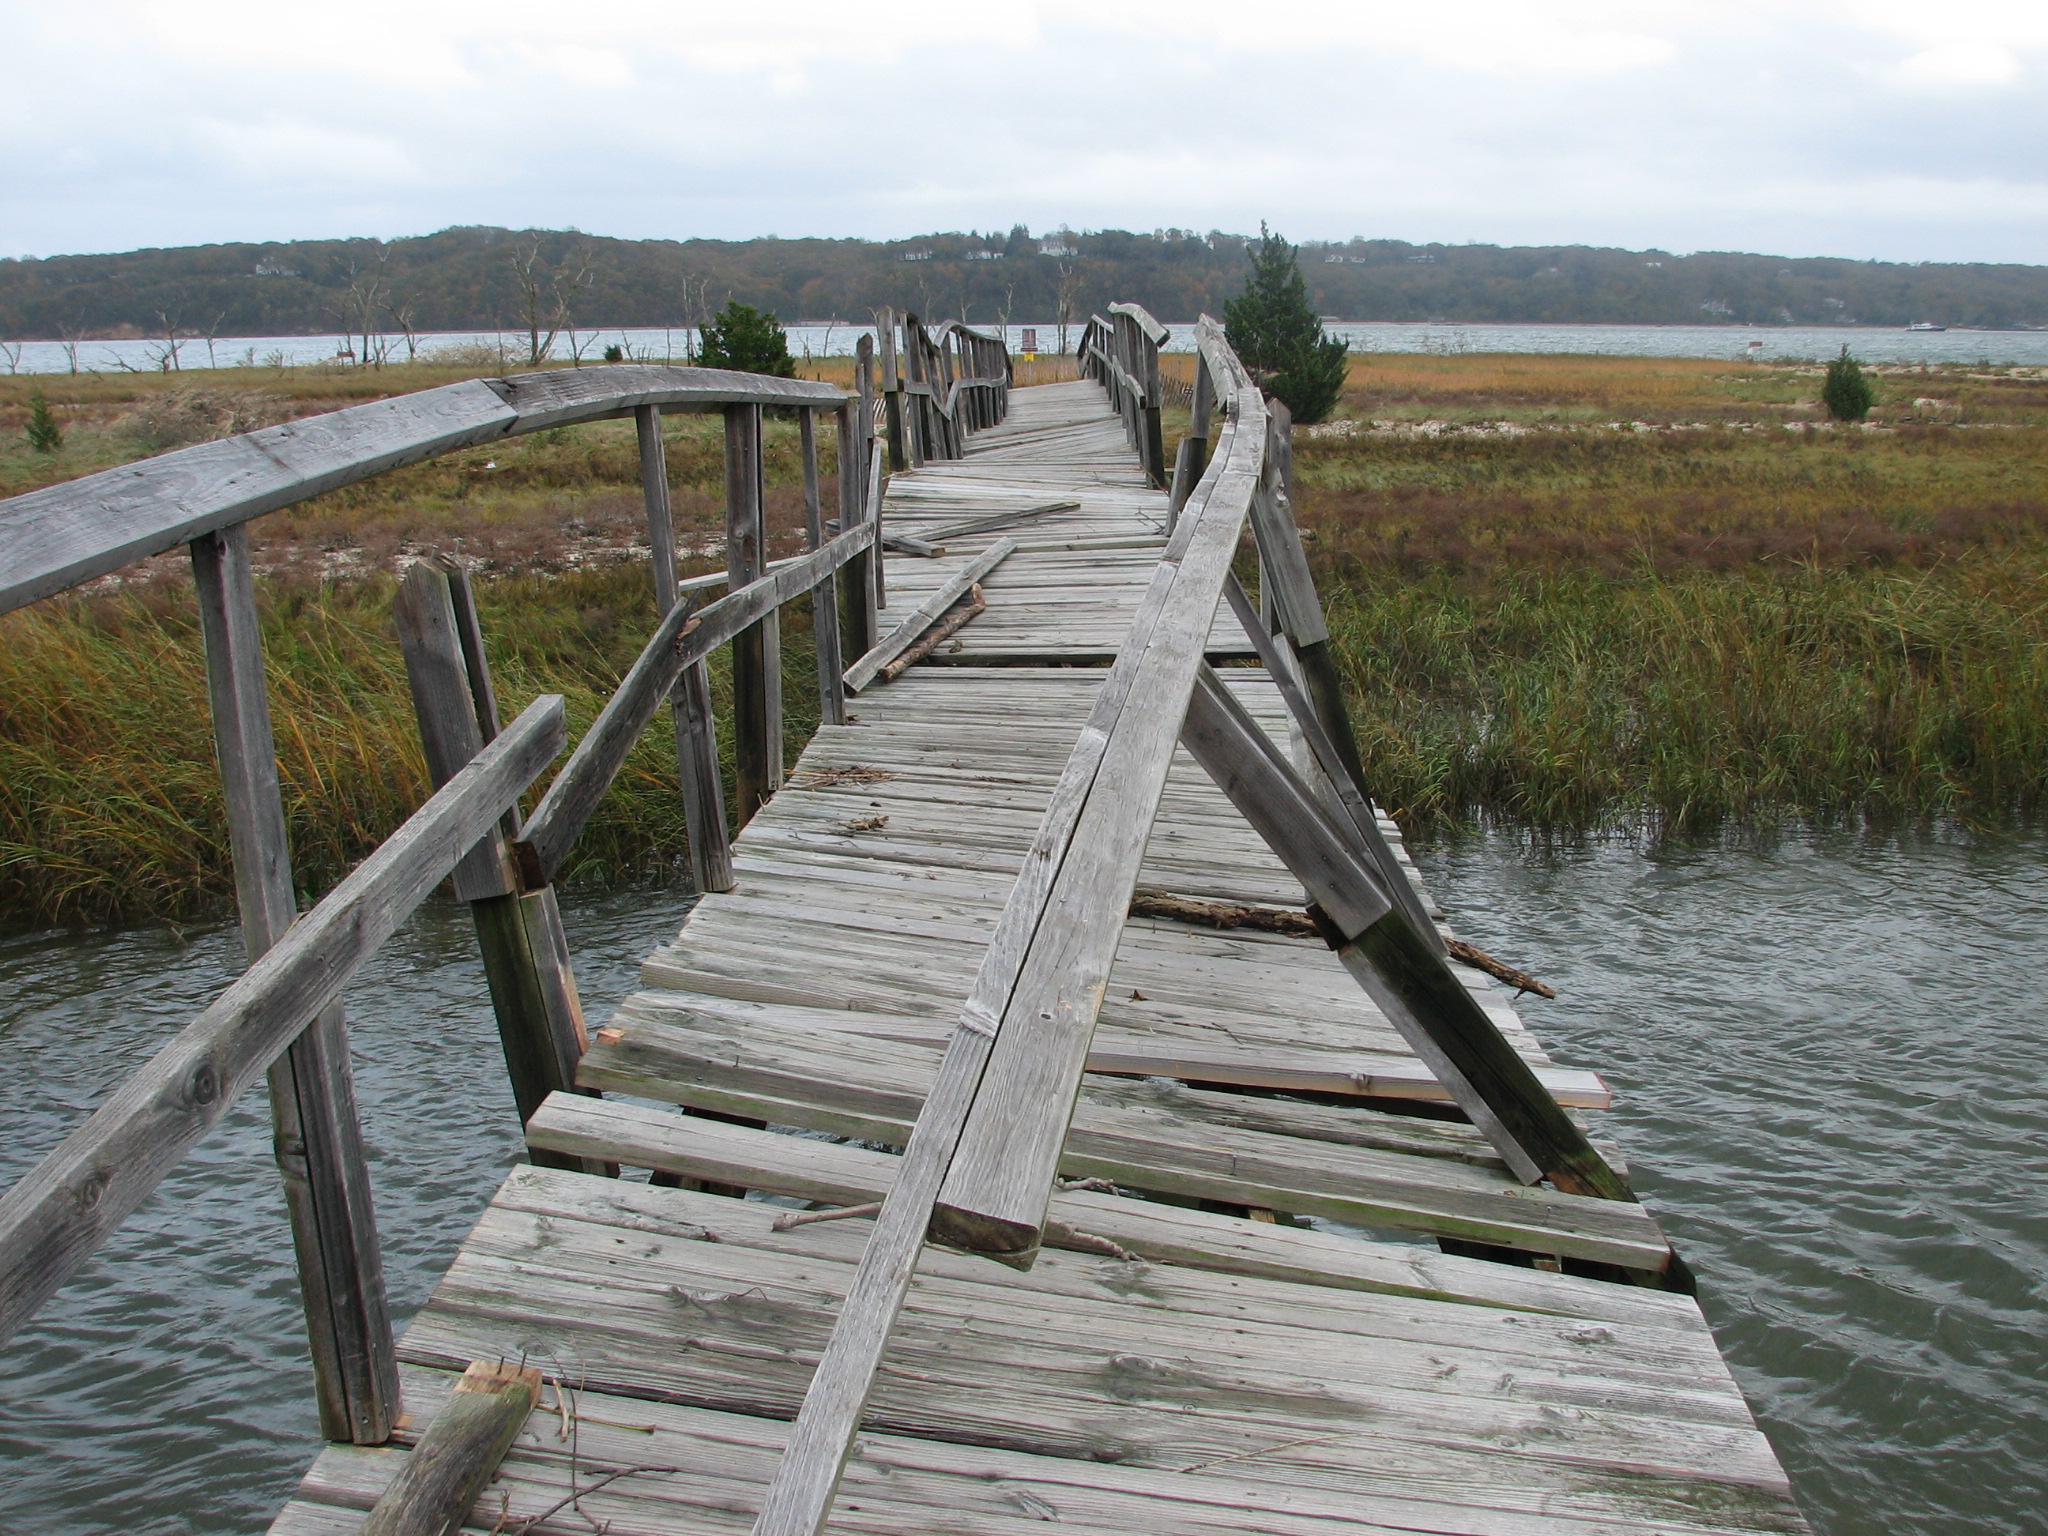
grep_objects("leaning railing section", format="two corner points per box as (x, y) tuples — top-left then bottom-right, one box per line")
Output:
(871, 308), (1011, 471)
(1077, 303), (1169, 486)
(0, 357), (925, 1445)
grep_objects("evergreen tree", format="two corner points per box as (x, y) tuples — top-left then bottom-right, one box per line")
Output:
(1223, 225), (1350, 424)
(697, 301), (796, 377)
(25, 392), (62, 454)
(1820, 347), (1875, 421)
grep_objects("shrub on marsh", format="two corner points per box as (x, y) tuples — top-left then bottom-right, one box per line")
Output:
(698, 301), (795, 378)
(1822, 347), (1875, 421)
(1225, 225), (1350, 424)
(25, 392), (61, 453)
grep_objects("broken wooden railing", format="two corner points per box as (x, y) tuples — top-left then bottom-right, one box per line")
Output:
(872, 308), (1011, 470)
(750, 306), (1661, 1536)
(1077, 303), (1169, 487)
(0, 360), (894, 1446)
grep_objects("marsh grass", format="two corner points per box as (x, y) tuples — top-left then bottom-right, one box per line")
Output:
(5, 350), (2045, 926)
(1280, 355), (2048, 836)
(0, 361), (835, 929)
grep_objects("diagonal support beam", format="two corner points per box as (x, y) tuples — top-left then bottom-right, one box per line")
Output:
(1219, 573), (1445, 953)
(1180, 665), (1632, 1201)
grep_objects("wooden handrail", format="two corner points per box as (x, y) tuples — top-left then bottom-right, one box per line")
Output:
(517, 520), (877, 882)
(0, 695), (568, 1350)
(0, 364), (846, 616)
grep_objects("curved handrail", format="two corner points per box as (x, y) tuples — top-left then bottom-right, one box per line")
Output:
(0, 364), (845, 616)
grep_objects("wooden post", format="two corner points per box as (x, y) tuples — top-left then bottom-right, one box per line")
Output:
(1138, 327), (1165, 488)
(837, 400), (879, 657)
(725, 402), (781, 823)
(908, 320), (930, 463)
(636, 404), (734, 892)
(855, 335), (885, 613)
(190, 525), (399, 1446)
(876, 309), (906, 473)
(801, 408), (846, 727)
(359, 1360), (541, 1536)
(392, 562), (598, 1175)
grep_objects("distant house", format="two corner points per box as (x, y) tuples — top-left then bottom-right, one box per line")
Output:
(1038, 237), (1075, 257)
(899, 249), (933, 262)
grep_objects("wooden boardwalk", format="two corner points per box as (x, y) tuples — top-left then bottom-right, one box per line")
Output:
(268, 379), (1809, 1536)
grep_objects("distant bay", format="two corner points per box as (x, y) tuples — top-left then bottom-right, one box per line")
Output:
(7, 320), (2048, 375)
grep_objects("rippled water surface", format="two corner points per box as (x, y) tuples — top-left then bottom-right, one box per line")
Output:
(1426, 830), (2048, 1536)
(1, 834), (2043, 1534)
(0, 887), (698, 1535)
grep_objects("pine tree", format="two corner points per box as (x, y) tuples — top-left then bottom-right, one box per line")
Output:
(1223, 225), (1350, 424)
(1821, 347), (1875, 421)
(697, 301), (796, 377)
(25, 392), (62, 454)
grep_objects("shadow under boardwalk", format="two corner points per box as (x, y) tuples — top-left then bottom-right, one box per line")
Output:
(268, 381), (1810, 1536)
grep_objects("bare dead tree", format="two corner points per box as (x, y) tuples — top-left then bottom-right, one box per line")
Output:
(1055, 259), (1083, 357)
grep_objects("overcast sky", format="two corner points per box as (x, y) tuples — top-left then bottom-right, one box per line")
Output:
(4, 1), (2044, 263)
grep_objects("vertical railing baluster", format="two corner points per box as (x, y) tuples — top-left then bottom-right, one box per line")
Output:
(837, 398), (879, 657)
(801, 408), (847, 726)
(190, 526), (398, 1447)
(877, 308), (906, 473)
(857, 334), (886, 612)
(725, 402), (781, 822)
(634, 404), (734, 891)
(392, 562), (612, 1157)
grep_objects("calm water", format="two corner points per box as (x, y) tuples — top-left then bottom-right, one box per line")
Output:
(1, 833), (2043, 1533)
(8, 321), (2048, 375)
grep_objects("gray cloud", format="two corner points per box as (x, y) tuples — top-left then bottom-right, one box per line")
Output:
(2, 2), (2043, 261)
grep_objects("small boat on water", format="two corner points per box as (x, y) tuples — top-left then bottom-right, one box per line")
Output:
(1906, 321), (1947, 332)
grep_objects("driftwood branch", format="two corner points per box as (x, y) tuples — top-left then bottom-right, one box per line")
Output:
(877, 585), (986, 684)
(1128, 888), (1556, 997)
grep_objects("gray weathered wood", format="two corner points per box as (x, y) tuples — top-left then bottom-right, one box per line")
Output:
(877, 309), (906, 473)
(637, 403), (734, 893)
(725, 403), (781, 824)
(800, 409), (847, 727)
(1177, 666), (1639, 1208)
(393, 566), (587, 1156)
(0, 366), (848, 619)
(842, 538), (1017, 694)
(358, 1359), (541, 1536)
(837, 399), (878, 656)
(393, 564), (516, 901)
(518, 523), (873, 882)
(191, 526), (398, 1445)
(0, 697), (565, 1352)
(1219, 574), (1443, 951)
(929, 316), (1264, 1262)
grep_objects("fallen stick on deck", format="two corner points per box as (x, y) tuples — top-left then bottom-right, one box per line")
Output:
(843, 539), (1014, 692)
(1128, 888), (1556, 998)
(882, 503), (1079, 557)
(877, 585), (985, 684)
(360, 1359), (541, 1536)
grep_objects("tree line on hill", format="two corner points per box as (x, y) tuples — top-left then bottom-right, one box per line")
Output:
(2, 224), (2043, 343)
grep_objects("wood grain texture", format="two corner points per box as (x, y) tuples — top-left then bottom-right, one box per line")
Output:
(638, 404), (734, 893)
(842, 538), (1017, 693)
(358, 1359), (540, 1536)
(193, 526), (398, 1444)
